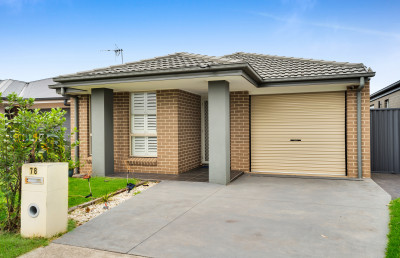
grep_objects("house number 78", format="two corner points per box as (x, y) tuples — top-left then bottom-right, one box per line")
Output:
(30, 167), (38, 175)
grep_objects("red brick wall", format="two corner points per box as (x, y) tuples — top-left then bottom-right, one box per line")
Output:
(230, 91), (250, 172)
(346, 81), (371, 178)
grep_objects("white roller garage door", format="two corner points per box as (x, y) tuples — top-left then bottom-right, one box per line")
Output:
(251, 91), (346, 176)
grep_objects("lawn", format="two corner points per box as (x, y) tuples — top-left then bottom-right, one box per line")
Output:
(68, 176), (138, 208)
(0, 176), (137, 258)
(387, 198), (400, 258)
(0, 220), (76, 258)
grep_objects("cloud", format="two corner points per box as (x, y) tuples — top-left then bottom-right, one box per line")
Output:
(256, 12), (400, 39)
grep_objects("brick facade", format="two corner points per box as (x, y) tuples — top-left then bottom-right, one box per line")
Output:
(72, 95), (91, 175)
(73, 90), (201, 175)
(346, 81), (371, 178)
(178, 90), (202, 173)
(230, 91), (250, 172)
(370, 89), (400, 108)
(71, 86), (369, 178)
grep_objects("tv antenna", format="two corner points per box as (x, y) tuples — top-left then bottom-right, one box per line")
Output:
(101, 44), (124, 64)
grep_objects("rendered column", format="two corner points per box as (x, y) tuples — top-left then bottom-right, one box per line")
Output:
(208, 80), (230, 185)
(91, 88), (114, 176)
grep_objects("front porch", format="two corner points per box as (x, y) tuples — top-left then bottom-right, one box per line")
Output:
(111, 167), (244, 183)
(83, 80), (244, 185)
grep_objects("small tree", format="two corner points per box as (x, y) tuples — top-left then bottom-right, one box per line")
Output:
(0, 93), (77, 232)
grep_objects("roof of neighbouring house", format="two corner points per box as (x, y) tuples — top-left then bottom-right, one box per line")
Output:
(53, 52), (375, 83)
(370, 79), (400, 101)
(0, 78), (66, 100)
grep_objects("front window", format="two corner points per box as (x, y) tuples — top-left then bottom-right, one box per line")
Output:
(370, 104), (374, 109)
(131, 92), (157, 157)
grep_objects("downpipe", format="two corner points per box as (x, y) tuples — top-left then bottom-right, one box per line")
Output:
(357, 77), (365, 179)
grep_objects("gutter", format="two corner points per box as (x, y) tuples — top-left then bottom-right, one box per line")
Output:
(51, 63), (264, 85)
(357, 77), (365, 179)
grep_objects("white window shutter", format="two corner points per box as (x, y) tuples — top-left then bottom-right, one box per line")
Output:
(147, 137), (157, 156)
(132, 93), (146, 114)
(147, 115), (157, 133)
(146, 92), (157, 114)
(131, 92), (157, 157)
(133, 137), (146, 156)
(132, 115), (145, 134)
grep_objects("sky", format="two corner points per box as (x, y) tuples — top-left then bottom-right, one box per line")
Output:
(0, 0), (399, 93)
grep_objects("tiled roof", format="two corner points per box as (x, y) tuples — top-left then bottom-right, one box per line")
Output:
(222, 52), (372, 81)
(61, 52), (243, 77)
(0, 78), (63, 99)
(55, 52), (374, 82)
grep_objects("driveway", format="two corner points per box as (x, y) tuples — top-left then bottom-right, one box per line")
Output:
(372, 173), (400, 199)
(55, 174), (390, 258)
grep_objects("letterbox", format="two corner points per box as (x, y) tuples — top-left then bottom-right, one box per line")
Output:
(21, 162), (68, 238)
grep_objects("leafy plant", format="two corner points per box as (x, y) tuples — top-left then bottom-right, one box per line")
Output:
(0, 93), (78, 232)
(101, 192), (112, 203)
(68, 159), (80, 171)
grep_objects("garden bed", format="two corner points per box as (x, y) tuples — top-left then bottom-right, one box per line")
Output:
(69, 181), (156, 226)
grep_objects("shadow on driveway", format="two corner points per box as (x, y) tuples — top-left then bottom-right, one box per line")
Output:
(372, 173), (400, 199)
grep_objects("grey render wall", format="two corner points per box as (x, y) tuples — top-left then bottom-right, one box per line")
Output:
(371, 90), (400, 108)
(91, 88), (114, 176)
(371, 109), (400, 173)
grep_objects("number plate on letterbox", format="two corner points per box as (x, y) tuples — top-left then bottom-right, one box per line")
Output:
(25, 176), (44, 185)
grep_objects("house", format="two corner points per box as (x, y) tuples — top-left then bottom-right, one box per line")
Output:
(50, 52), (374, 185)
(370, 79), (400, 108)
(0, 78), (71, 137)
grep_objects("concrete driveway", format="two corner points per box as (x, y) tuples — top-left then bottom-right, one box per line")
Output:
(55, 174), (390, 258)
(372, 173), (400, 199)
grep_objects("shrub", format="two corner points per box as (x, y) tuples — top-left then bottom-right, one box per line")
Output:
(0, 93), (77, 232)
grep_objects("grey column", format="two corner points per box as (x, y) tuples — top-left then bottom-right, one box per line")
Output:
(91, 88), (114, 176)
(208, 80), (230, 185)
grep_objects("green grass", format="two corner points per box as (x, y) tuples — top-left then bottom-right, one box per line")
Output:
(0, 176), (136, 257)
(0, 219), (76, 258)
(68, 176), (138, 208)
(387, 198), (400, 257)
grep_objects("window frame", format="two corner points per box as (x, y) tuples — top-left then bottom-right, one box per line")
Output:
(385, 99), (390, 108)
(130, 92), (157, 157)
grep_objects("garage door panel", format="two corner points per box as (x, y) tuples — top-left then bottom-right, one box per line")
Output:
(251, 92), (346, 176)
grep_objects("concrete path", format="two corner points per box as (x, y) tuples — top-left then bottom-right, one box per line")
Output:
(55, 175), (390, 258)
(21, 243), (141, 258)
(372, 173), (400, 199)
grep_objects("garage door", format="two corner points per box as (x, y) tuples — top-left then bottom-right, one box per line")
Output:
(251, 91), (346, 176)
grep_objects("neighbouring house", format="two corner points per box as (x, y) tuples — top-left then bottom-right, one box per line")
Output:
(0, 78), (71, 137)
(370, 79), (400, 108)
(50, 52), (374, 184)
